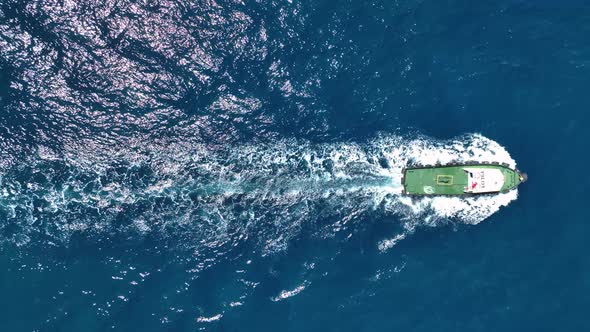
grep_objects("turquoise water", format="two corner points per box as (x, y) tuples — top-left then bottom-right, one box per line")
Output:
(0, 0), (589, 331)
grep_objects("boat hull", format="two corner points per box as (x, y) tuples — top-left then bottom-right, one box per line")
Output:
(402, 162), (525, 196)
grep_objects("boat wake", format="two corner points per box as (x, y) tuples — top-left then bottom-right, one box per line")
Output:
(0, 133), (517, 254)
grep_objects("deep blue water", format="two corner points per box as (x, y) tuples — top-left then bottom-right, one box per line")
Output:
(1, 0), (589, 331)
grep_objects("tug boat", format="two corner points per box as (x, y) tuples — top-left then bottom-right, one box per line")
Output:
(402, 162), (527, 196)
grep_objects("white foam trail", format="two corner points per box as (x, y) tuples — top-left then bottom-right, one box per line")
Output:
(0, 133), (519, 255)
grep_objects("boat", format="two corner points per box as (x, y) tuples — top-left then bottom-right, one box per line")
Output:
(401, 162), (527, 196)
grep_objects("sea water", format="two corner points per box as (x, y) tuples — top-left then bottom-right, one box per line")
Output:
(0, 1), (588, 331)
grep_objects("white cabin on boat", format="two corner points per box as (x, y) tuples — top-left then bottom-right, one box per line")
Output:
(463, 168), (505, 194)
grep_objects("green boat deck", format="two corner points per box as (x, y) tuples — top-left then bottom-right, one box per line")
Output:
(402, 163), (524, 196)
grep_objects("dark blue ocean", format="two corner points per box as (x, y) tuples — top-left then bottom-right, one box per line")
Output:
(1, 0), (589, 331)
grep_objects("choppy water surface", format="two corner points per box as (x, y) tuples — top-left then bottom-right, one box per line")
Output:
(2, 0), (588, 331)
